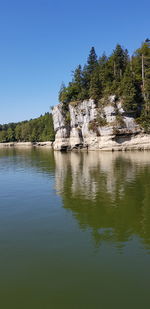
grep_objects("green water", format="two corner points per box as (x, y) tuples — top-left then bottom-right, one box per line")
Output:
(0, 148), (150, 309)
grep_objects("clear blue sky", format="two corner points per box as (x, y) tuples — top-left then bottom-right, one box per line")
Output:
(0, 0), (149, 124)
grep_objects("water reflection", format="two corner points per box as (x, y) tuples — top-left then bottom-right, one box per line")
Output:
(1, 148), (150, 250)
(0, 147), (55, 175)
(1, 148), (150, 308)
(54, 151), (150, 249)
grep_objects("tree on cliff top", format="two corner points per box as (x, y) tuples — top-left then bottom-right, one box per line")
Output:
(87, 47), (98, 74)
(110, 44), (129, 79)
(58, 40), (150, 127)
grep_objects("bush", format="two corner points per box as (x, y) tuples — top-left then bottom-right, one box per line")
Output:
(116, 114), (125, 127)
(136, 114), (150, 133)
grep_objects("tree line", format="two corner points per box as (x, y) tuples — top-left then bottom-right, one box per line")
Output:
(59, 39), (150, 128)
(0, 112), (55, 143)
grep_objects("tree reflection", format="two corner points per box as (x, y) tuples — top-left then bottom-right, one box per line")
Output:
(54, 151), (150, 249)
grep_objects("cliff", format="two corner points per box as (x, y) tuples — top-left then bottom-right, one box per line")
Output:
(52, 96), (150, 151)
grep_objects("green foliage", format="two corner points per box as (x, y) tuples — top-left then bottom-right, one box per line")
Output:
(65, 111), (71, 125)
(120, 65), (139, 112)
(143, 40), (150, 114)
(87, 47), (98, 74)
(115, 114), (125, 128)
(7, 127), (15, 141)
(0, 131), (7, 143)
(15, 124), (22, 141)
(58, 40), (150, 124)
(69, 101), (81, 107)
(58, 47), (98, 106)
(58, 83), (70, 110)
(88, 115), (107, 133)
(89, 68), (102, 101)
(111, 44), (129, 79)
(96, 114), (107, 126)
(0, 113), (55, 143)
(136, 113), (150, 133)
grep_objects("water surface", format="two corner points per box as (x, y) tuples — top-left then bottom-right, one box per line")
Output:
(0, 148), (150, 308)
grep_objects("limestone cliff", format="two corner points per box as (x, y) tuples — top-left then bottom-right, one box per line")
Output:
(52, 96), (150, 151)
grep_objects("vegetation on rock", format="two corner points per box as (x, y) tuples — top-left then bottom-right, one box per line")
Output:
(59, 39), (150, 130)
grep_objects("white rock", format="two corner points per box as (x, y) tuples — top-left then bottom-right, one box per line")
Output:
(53, 104), (65, 131)
(52, 99), (145, 151)
(103, 105), (116, 123)
(108, 95), (116, 103)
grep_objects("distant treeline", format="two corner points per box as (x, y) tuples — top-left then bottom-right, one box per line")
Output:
(0, 112), (55, 143)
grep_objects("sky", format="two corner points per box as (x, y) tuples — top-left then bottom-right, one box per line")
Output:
(0, 0), (149, 124)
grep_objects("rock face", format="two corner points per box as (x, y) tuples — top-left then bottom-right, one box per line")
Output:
(52, 97), (150, 151)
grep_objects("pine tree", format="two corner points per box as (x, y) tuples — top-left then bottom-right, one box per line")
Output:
(57, 40), (147, 115)
(98, 55), (114, 95)
(77, 47), (98, 100)
(75, 64), (89, 100)
(89, 69), (102, 101)
(72, 65), (83, 100)
(121, 65), (139, 112)
(73, 65), (82, 85)
(112, 44), (129, 79)
(87, 47), (98, 73)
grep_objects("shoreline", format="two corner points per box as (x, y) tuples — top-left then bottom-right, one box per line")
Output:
(0, 141), (53, 148)
(1, 135), (150, 152)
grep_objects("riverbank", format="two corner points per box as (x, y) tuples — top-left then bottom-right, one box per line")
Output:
(0, 141), (53, 148)
(1, 136), (150, 151)
(1, 137), (150, 151)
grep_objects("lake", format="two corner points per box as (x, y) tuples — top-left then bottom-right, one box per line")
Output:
(0, 148), (150, 309)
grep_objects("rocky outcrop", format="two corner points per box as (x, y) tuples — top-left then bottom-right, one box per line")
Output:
(52, 97), (150, 151)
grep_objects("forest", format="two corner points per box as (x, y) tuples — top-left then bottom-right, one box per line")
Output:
(59, 39), (150, 130)
(0, 113), (55, 143)
(0, 39), (150, 143)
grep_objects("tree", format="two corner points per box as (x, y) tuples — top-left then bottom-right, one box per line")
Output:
(99, 54), (114, 95)
(78, 65), (90, 100)
(89, 69), (102, 101)
(56, 40), (147, 119)
(21, 123), (31, 141)
(142, 40), (150, 113)
(121, 65), (139, 112)
(0, 131), (7, 142)
(133, 40), (150, 114)
(111, 44), (129, 79)
(77, 47), (98, 100)
(58, 83), (68, 103)
(87, 47), (98, 74)
(7, 128), (15, 141)
(15, 125), (22, 141)
(73, 65), (83, 85)
(0, 113), (55, 143)
(30, 128), (38, 142)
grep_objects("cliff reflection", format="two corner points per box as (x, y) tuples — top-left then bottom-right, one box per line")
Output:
(54, 151), (150, 249)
